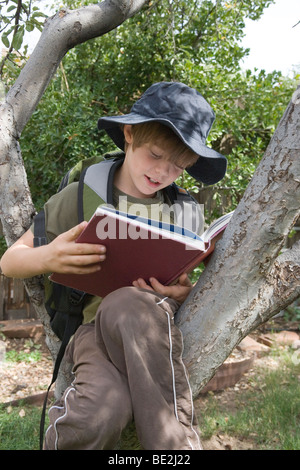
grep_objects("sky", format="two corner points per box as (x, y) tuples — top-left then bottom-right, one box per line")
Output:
(240, 0), (300, 77)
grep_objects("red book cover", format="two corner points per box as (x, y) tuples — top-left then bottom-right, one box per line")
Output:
(50, 207), (233, 298)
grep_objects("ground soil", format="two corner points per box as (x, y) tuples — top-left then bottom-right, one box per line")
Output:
(0, 334), (53, 404)
(0, 315), (298, 450)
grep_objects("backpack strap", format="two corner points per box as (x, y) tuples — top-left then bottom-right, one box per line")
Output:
(164, 183), (204, 235)
(57, 168), (72, 192)
(78, 155), (124, 217)
(33, 210), (47, 247)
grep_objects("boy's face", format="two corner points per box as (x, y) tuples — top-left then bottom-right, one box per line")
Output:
(116, 125), (185, 199)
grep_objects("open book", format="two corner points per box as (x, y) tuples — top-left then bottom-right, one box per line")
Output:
(50, 206), (234, 298)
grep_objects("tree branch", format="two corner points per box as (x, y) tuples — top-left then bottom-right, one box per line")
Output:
(6, 0), (149, 135)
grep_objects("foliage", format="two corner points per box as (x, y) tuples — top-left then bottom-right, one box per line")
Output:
(0, 0), (47, 76)
(283, 299), (300, 322)
(5, 347), (41, 363)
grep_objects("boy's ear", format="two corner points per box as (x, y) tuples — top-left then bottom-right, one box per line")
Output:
(123, 124), (133, 145)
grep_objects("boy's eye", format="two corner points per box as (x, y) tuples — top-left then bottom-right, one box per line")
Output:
(151, 152), (160, 159)
(175, 163), (185, 171)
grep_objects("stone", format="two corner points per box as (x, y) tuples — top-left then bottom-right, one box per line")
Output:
(199, 356), (255, 394)
(258, 330), (300, 348)
(237, 335), (270, 356)
(272, 330), (300, 346)
(0, 319), (44, 339)
(257, 334), (275, 347)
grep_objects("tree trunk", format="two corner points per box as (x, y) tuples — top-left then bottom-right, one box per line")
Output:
(176, 86), (300, 397)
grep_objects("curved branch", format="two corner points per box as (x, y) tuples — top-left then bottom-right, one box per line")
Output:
(6, 0), (149, 134)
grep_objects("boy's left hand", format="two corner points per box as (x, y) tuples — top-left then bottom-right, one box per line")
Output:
(132, 273), (193, 304)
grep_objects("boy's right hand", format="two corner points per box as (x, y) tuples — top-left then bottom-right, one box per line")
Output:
(0, 222), (106, 280)
(44, 221), (106, 275)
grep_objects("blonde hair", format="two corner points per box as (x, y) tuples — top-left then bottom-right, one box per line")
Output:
(124, 122), (199, 169)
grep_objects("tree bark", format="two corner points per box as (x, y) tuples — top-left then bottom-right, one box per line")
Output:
(176, 86), (300, 397)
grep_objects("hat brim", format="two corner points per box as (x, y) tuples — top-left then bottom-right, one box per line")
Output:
(98, 114), (227, 185)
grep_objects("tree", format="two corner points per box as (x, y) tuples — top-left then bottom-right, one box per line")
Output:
(0, 0), (299, 403)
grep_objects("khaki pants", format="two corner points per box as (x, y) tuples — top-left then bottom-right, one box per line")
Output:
(44, 287), (202, 450)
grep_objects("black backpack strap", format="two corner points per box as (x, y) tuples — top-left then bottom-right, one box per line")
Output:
(33, 210), (47, 247)
(77, 166), (88, 223)
(57, 168), (72, 192)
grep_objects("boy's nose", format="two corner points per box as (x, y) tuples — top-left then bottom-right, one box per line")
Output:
(155, 160), (171, 177)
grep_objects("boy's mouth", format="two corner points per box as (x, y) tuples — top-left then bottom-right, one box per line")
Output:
(145, 175), (161, 186)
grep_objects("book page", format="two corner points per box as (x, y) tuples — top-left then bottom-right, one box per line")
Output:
(95, 206), (206, 251)
(202, 211), (234, 242)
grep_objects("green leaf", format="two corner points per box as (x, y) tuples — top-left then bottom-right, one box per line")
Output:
(12, 26), (24, 51)
(26, 22), (35, 32)
(5, 59), (19, 73)
(1, 34), (10, 49)
(7, 5), (17, 12)
(31, 11), (47, 19)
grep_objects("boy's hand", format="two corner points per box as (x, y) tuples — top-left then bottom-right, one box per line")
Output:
(0, 222), (107, 279)
(132, 273), (193, 304)
(44, 222), (106, 275)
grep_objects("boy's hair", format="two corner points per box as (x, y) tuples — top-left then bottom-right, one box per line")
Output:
(125, 122), (199, 169)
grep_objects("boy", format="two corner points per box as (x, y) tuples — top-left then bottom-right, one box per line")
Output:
(0, 82), (227, 450)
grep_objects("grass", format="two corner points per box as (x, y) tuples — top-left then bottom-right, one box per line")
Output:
(5, 349), (42, 363)
(0, 404), (46, 450)
(3, 338), (42, 364)
(198, 348), (300, 450)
